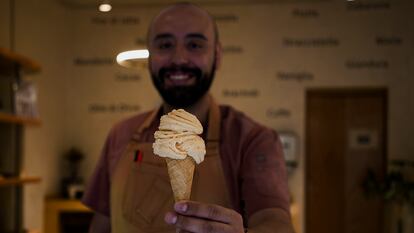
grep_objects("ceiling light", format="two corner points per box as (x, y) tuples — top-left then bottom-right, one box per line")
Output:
(116, 49), (149, 68)
(99, 0), (112, 12)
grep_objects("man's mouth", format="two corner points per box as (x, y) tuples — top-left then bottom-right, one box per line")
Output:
(169, 74), (191, 81)
(163, 70), (198, 87)
(157, 65), (202, 88)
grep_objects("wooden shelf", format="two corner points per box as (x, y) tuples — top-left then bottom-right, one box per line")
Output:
(45, 198), (92, 233)
(0, 47), (41, 74)
(0, 176), (41, 186)
(0, 112), (41, 126)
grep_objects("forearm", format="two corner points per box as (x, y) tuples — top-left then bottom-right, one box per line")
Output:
(247, 208), (295, 233)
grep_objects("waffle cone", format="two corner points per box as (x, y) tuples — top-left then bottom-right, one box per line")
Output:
(165, 156), (195, 202)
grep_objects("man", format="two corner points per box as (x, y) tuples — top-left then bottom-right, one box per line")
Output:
(83, 3), (294, 233)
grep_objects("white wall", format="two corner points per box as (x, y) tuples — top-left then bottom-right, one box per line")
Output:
(0, 0), (11, 48)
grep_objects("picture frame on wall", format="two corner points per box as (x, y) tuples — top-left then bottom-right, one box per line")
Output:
(279, 132), (298, 170)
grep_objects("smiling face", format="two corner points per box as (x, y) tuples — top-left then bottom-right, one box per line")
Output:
(148, 4), (221, 108)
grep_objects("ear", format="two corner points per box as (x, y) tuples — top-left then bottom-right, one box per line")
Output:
(214, 41), (222, 70)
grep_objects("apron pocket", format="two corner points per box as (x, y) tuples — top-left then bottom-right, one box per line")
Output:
(122, 162), (172, 231)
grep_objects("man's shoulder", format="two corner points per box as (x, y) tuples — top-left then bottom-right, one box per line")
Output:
(220, 105), (277, 146)
(220, 105), (270, 134)
(106, 110), (154, 142)
(112, 110), (152, 132)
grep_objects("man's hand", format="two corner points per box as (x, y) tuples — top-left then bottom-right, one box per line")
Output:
(164, 201), (244, 233)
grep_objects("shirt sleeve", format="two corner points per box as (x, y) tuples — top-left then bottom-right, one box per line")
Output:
(241, 127), (290, 218)
(82, 135), (112, 217)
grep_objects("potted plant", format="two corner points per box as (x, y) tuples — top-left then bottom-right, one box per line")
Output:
(363, 159), (414, 233)
(61, 147), (85, 199)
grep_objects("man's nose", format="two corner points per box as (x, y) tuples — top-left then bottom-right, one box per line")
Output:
(171, 46), (189, 65)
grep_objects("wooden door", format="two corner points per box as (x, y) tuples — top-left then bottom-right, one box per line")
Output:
(306, 89), (387, 233)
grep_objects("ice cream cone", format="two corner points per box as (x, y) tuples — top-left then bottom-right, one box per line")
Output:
(165, 156), (195, 202)
(153, 109), (205, 202)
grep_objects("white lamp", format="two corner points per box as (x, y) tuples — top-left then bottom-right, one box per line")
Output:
(116, 49), (149, 68)
(99, 0), (112, 12)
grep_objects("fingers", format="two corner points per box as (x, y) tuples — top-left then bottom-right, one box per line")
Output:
(165, 211), (232, 233)
(165, 211), (178, 224)
(165, 202), (244, 233)
(174, 201), (239, 224)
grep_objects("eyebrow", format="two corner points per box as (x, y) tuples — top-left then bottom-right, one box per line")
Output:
(186, 33), (208, 41)
(153, 33), (208, 41)
(153, 33), (173, 41)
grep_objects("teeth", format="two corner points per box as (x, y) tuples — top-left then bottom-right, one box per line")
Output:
(170, 75), (188, 80)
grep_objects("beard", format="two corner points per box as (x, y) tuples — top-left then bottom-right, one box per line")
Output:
(150, 61), (216, 109)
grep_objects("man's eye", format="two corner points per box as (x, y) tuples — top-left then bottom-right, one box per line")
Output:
(187, 42), (204, 50)
(158, 42), (173, 50)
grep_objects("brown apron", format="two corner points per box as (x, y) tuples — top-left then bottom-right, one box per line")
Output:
(110, 101), (231, 233)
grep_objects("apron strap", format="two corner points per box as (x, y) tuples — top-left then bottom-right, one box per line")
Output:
(131, 107), (160, 142)
(206, 97), (221, 144)
(204, 96), (221, 153)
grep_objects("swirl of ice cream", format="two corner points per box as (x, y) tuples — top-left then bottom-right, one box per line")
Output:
(153, 109), (206, 164)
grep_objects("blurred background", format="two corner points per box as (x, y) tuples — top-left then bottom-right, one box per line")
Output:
(0, 0), (413, 233)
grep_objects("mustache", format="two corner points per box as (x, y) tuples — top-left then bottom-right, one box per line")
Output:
(158, 65), (202, 80)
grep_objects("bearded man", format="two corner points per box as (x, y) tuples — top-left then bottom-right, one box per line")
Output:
(83, 3), (293, 233)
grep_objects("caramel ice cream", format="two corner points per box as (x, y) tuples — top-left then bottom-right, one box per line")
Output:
(153, 109), (206, 201)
